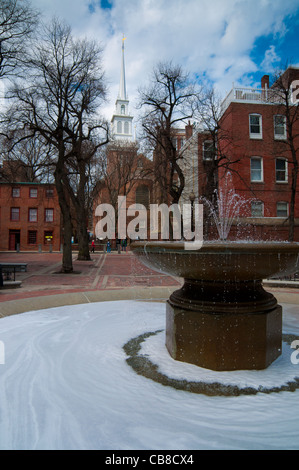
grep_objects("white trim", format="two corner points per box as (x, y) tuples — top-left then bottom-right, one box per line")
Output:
(276, 201), (289, 218)
(249, 114), (262, 139)
(274, 114), (287, 140)
(275, 158), (288, 183)
(250, 156), (263, 183)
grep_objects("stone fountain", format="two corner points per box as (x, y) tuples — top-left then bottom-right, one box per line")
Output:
(131, 179), (299, 371)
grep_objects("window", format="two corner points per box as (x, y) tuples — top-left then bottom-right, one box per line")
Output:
(277, 202), (288, 218)
(275, 158), (288, 182)
(137, 158), (143, 168)
(12, 187), (20, 198)
(45, 208), (54, 222)
(117, 121), (122, 133)
(136, 185), (150, 209)
(121, 104), (125, 115)
(28, 208), (38, 222)
(274, 115), (286, 139)
(203, 141), (215, 160)
(46, 188), (54, 198)
(251, 201), (264, 217)
(250, 157), (263, 182)
(28, 230), (37, 245)
(249, 114), (262, 139)
(29, 188), (38, 198)
(10, 207), (20, 221)
(124, 121), (129, 134)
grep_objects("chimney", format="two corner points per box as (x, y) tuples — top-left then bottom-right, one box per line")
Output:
(261, 75), (269, 89)
(185, 121), (193, 140)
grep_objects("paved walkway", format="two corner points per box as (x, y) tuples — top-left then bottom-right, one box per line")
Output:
(0, 251), (182, 316)
(0, 250), (298, 316)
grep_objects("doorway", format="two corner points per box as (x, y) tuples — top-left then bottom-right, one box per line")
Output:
(9, 230), (20, 251)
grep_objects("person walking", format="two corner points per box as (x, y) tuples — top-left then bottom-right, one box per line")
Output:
(91, 240), (95, 253)
(121, 238), (127, 252)
(107, 240), (111, 253)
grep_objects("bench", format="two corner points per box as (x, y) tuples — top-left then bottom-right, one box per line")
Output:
(1, 280), (22, 289)
(0, 263), (27, 288)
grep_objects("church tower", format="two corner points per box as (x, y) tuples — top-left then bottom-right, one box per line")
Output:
(111, 37), (134, 141)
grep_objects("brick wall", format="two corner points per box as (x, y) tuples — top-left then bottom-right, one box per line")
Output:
(0, 183), (61, 251)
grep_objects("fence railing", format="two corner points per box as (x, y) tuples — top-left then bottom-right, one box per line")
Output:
(220, 85), (288, 114)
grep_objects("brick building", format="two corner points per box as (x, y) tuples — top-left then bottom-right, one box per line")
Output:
(179, 67), (299, 241)
(92, 142), (153, 245)
(0, 182), (62, 251)
(217, 67), (299, 240)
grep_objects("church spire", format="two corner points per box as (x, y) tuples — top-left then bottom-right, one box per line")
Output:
(118, 36), (127, 100)
(111, 36), (134, 142)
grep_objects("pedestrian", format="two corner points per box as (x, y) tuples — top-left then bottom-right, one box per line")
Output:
(107, 240), (111, 253)
(121, 238), (127, 252)
(91, 240), (95, 253)
(0, 266), (3, 288)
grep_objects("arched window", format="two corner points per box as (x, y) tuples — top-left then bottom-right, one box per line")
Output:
(136, 185), (150, 209)
(117, 121), (122, 133)
(124, 121), (129, 134)
(121, 104), (125, 115)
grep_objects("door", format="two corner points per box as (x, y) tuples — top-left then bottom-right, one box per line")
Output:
(9, 230), (20, 251)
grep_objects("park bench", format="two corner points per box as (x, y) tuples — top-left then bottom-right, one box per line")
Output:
(0, 263), (27, 289)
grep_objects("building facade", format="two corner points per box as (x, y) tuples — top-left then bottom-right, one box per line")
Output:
(217, 67), (299, 241)
(0, 182), (61, 251)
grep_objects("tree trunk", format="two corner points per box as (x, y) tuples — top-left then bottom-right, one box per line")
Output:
(54, 165), (74, 273)
(77, 215), (91, 260)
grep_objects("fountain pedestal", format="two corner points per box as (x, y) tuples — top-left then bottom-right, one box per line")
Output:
(166, 279), (282, 371)
(131, 241), (299, 372)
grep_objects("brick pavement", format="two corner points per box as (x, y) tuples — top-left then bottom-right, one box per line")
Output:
(0, 251), (181, 303)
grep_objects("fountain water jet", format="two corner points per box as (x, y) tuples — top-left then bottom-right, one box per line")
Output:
(131, 177), (299, 371)
(202, 173), (250, 240)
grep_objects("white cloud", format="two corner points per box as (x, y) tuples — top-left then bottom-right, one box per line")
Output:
(261, 45), (281, 72)
(29, 0), (299, 123)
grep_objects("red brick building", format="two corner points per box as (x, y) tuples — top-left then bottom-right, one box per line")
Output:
(178, 67), (299, 242)
(0, 182), (62, 251)
(217, 67), (299, 240)
(92, 142), (153, 245)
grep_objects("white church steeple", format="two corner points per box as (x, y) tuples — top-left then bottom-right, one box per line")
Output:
(111, 36), (134, 141)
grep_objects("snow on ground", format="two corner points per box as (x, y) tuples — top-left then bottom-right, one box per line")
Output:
(0, 300), (298, 450)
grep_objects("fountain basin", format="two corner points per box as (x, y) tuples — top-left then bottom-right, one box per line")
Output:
(131, 241), (299, 371)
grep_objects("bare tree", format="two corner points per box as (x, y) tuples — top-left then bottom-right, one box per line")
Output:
(0, 0), (39, 78)
(270, 67), (299, 241)
(0, 130), (54, 182)
(138, 62), (197, 206)
(195, 87), (241, 202)
(2, 19), (109, 271)
(95, 141), (142, 235)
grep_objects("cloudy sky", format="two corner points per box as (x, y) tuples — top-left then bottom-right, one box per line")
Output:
(30, 0), (299, 123)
